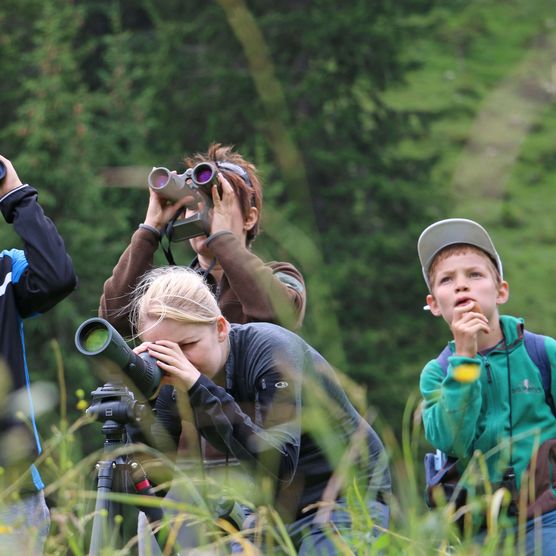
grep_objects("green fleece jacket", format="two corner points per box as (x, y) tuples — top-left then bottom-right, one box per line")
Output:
(420, 315), (556, 490)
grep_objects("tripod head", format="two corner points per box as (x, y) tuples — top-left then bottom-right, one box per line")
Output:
(87, 380), (146, 449)
(86, 380), (172, 555)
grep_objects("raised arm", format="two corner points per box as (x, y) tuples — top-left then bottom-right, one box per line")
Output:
(98, 227), (159, 335)
(0, 155), (76, 317)
(206, 231), (306, 329)
(99, 189), (190, 334)
(145, 326), (303, 484)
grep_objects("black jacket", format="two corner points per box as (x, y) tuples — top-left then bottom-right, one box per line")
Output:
(0, 185), (77, 488)
(149, 322), (391, 522)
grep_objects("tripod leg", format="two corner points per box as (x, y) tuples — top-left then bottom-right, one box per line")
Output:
(89, 459), (120, 556)
(130, 461), (171, 552)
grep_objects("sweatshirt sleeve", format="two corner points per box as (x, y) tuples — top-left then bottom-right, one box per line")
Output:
(98, 227), (159, 335)
(0, 185), (77, 317)
(187, 362), (302, 485)
(205, 231), (306, 329)
(420, 354), (483, 459)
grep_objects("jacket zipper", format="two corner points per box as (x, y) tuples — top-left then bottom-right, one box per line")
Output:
(484, 358), (493, 383)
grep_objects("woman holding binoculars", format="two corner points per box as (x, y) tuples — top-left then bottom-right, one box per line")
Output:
(99, 143), (306, 333)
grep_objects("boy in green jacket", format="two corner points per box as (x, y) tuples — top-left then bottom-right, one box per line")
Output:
(418, 218), (556, 553)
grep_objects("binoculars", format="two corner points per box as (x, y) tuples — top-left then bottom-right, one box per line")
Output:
(148, 162), (218, 202)
(75, 317), (162, 400)
(0, 161), (6, 182)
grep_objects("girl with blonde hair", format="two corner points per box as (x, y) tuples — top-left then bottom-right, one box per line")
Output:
(131, 266), (390, 554)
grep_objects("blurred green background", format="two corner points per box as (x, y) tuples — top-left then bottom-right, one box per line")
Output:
(1, 0), (556, 446)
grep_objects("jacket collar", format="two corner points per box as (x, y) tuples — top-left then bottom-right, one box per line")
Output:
(499, 314), (525, 349)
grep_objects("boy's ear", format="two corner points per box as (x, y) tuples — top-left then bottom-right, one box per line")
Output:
(426, 293), (442, 317)
(496, 280), (510, 306)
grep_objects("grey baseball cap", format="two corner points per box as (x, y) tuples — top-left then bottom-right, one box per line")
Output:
(418, 218), (503, 290)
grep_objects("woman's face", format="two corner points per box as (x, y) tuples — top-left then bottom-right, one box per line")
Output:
(140, 316), (229, 380)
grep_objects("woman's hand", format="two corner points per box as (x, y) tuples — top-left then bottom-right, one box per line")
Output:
(209, 172), (237, 234)
(144, 187), (194, 230)
(134, 341), (201, 391)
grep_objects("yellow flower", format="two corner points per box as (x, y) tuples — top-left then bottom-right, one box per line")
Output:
(0, 525), (14, 534)
(76, 399), (89, 411)
(453, 363), (480, 383)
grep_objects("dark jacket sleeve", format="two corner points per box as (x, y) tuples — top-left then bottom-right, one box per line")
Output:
(206, 232), (306, 329)
(98, 227), (159, 335)
(150, 385), (183, 453)
(187, 357), (302, 485)
(0, 185), (77, 317)
(126, 385), (182, 490)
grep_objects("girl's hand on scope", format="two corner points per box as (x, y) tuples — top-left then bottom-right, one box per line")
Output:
(137, 340), (201, 392)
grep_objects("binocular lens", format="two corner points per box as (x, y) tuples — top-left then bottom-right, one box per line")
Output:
(0, 161), (6, 181)
(149, 169), (171, 189)
(80, 325), (110, 353)
(192, 163), (215, 186)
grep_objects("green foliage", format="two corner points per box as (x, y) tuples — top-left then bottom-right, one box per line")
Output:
(0, 0), (450, 429)
(2, 0), (556, 549)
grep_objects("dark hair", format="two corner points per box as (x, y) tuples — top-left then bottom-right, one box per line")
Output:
(185, 143), (263, 244)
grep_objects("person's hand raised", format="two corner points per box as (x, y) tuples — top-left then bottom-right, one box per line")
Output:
(134, 340), (201, 392)
(0, 155), (23, 197)
(452, 301), (489, 358)
(209, 172), (238, 234)
(144, 186), (194, 230)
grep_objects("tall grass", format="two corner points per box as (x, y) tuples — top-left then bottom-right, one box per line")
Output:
(0, 347), (540, 555)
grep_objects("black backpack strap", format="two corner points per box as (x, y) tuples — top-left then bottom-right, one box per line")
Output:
(523, 330), (556, 418)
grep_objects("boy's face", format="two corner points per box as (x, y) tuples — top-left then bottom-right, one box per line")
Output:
(426, 250), (509, 326)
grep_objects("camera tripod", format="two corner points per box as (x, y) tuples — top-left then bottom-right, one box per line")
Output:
(87, 382), (179, 556)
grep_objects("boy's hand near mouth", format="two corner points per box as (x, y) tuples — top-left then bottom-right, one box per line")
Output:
(452, 300), (489, 382)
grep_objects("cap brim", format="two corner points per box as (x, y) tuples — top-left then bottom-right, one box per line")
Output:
(418, 218), (503, 289)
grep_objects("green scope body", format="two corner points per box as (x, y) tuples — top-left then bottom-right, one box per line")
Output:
(75, 317), (162, 400)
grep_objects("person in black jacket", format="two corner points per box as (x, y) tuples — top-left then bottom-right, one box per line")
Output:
(129, 266), (390, 555)
(0, 154), (77, 554)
